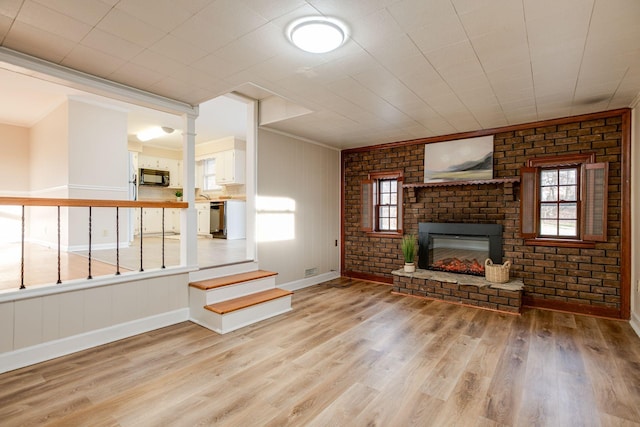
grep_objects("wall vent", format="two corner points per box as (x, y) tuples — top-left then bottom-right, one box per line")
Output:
(304, 267), (318, 278)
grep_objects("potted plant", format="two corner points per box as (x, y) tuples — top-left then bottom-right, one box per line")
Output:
(174, 190), (183, 201)
(401, 234), (416, 273)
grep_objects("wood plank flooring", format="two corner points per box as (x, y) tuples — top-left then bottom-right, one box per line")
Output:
(1, 277), (639, 426)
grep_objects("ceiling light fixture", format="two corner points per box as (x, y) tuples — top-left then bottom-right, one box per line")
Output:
(288, 17), (347, 53)
(136, 126), (174, 142)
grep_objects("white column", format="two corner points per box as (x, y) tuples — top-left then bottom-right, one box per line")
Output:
(181, 110), (198, 268)
(245, 99), (257, 263)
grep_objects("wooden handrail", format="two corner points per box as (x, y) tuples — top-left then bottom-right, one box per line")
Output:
(0, 197), (188, 209)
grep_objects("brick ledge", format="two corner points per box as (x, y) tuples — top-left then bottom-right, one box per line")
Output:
(392, 269), (523, 313)
(391, 268), (523, 291)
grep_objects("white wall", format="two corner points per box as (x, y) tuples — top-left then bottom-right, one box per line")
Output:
(0, 123), (30, 242)
(257, 130), (340, 287)
(631, 105), (640, 334)
(28, 102), (69, 246)
(24, 99), (130, 250)
(0, 123), (30, 193)
(29, 101), (69, 192)
(66, 98), (129, 249)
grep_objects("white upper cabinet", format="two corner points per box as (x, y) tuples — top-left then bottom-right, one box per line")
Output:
(216, 149), (245, 185)
(138, 154), (182, 188)
(169, 160), (182, 188)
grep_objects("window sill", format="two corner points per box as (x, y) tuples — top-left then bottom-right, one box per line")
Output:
(366, 231), (403, 239)
(525, 238), (596, 248)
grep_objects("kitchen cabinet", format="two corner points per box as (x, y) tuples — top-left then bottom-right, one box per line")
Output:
(143, 208), (163, 234)
(169, 160), (182, 188)
(216, 150), (245, 185)
(169, 209), (180, 233)
(196, 202), (210, 235)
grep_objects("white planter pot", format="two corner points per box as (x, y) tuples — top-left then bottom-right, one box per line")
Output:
(404, 263), (415, 273)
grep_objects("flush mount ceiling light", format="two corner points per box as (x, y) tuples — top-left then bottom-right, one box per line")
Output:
(136, 126), (174, 142)
(288, 17), (347, 53)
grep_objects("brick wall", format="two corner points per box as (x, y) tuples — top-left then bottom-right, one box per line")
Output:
(342, 111), (626, 316)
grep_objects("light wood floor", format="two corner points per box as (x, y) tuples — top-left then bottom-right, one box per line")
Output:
(1, 278), (639, 426)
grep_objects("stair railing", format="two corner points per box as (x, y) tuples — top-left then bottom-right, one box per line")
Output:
(0, 197), (188, 290)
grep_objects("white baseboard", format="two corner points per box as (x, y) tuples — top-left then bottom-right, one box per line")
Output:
(66, 242), (129, 252)
(631, 311), (640, 338)
(279, 271), (340, 291)
(0, 308), (189, 374)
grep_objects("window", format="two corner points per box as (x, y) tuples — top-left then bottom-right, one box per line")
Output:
(539, 167), (579, 238)
(203, 158), (221, 191)
(520, 153), (608, 246)
(361, 171), (403, 235)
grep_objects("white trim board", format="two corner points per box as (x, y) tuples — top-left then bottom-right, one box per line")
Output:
(631, 311), (640, 339)
(0, 308), (189, 374)
(278, 271), (340, 291)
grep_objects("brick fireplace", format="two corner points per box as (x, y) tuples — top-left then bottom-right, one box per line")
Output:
(342, 109), (630, 319)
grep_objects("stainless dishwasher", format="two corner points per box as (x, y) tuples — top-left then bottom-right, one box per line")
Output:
(210, 201), (226, 238)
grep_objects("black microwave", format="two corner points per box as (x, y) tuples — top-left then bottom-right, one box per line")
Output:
(139, 168), (170, 186)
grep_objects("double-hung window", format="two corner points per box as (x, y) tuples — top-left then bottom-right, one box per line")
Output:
(520, 153), (608, 246)
(539, 166), (579, 238)
(203, 158), (221, 191)
(361, 171), (403, 235)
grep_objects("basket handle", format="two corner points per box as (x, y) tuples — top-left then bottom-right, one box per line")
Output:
(485, 258), (493, 266)
(502, 260), (511, 269)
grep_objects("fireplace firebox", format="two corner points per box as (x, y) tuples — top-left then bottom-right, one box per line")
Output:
(418, 223), (503, 276)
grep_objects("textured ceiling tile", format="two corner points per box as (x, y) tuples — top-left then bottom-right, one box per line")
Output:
(192, 0), (267, 41)
(114, 0), (205, 30)
(388, 0), (456, 31)
(0, 0), (23, 18)
(243, 0), (307, 21)
(61, 44), (125, 78)
(81, 28), (144, 61)
(129, 49), (185, 77)
(32, 0), (112, 26)
(149, 34), (208, 65)
(109, 61), (165, 91)
(349, 8), (405, 50)
(17, 0), (92, 41)
(0, 14), (11, 41)
(170, 13), (234, 54)
(97, 7), (166, 47)
(3, 20), (76, 63)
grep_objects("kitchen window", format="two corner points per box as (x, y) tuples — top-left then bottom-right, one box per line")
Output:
(520, 153), (608, 247)
(203, 158), (221, 191)
(361, 171), (403, 236)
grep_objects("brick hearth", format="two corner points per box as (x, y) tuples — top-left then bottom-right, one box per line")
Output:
(392, 269), (524, 314)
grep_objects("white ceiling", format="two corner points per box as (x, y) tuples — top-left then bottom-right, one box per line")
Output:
(1, 0), (640, 150)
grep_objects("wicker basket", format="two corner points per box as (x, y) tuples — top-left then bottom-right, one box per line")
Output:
(484, 258), (511, 283)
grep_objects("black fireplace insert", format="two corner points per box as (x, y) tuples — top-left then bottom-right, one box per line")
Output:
(418, 222), (503, 276)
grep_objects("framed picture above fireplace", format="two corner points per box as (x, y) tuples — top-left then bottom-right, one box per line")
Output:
(424, 135), (494, 183)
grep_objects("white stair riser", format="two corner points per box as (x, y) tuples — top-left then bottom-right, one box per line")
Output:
(203, 277), (276, 305)
(190, 295), (292, 334)
(188, 262), (259, 283)
(189, 288), (208, 321)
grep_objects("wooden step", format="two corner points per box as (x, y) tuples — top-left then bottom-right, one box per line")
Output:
(204, 288), (293, 315)
(189, 270), (278, 291)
